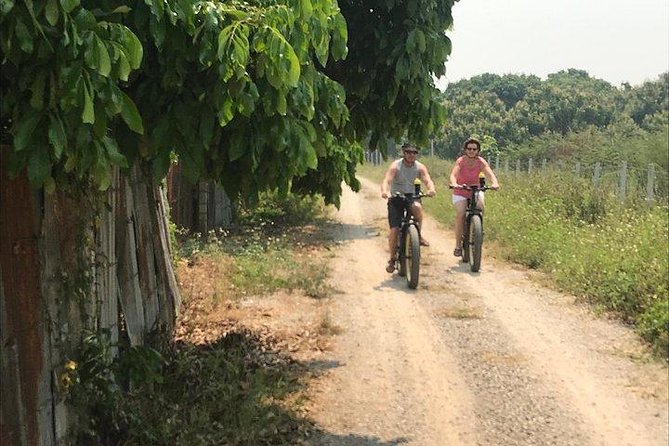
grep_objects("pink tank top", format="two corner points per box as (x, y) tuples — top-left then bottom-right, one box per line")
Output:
(453, 156), (485, 198)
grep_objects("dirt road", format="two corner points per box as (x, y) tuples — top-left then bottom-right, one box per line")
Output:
(305, 177), (668, 446)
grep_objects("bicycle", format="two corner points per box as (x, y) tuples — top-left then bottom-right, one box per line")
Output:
(450, 184), (496, 272)
(389, 190), (426, 289)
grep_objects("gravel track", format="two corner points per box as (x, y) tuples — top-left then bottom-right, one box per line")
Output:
(305, 177), (668, 446)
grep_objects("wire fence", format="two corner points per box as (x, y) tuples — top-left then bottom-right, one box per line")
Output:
(364, 151), (668, 204)
(490, 156), (667, 204)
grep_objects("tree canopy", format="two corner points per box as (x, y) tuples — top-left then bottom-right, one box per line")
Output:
(1, 0), (456, 206)
(436, 70), (669, 159)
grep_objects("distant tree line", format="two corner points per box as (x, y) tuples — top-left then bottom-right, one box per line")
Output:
(435, 69), (669, 163)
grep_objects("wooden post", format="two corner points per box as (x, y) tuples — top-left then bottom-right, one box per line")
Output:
(593, 162), (601, 185)
(575, 162), (581, 177)
(495, 156), (500, 170)
(528, 158), (533, 174)
(542, 159), (547, 170)
(515, 159), (521, 175)
(619, 161), (628, 200)
(504, 159), (509, 174)
(647, 163), (656, 203)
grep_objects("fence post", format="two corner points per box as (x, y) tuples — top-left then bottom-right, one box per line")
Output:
(515, 160), (520, 175)
(504, 159), (509, 174)
(593, 162), (601, 185)
(495, 156), (500, 170)
(575, 162), (581, 177)
(618, 161), (628, 200)
(647, 163), (656, 203)
(542, 159), (547, 170)
(528, 158), (533, 174)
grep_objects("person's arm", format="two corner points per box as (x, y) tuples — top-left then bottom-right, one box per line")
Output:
(482, 160), (500, 189)
(449, 160), (461, 187)
(420, 166), (437, 196)
(381, 161), (398, 198)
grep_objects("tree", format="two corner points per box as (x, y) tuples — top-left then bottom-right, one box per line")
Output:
(1, 1), (457, 441)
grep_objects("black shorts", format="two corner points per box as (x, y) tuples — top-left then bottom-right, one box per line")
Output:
(387, 195), (420, 228)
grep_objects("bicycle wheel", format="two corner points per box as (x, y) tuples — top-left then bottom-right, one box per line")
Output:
(461, 217), (471, 264)
(470, 215), (483, 272)
(398, 230), (407, 277)
(406, 225), (421, 289)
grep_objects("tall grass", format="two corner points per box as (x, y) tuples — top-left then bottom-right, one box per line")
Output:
(359, 158), (669, 354)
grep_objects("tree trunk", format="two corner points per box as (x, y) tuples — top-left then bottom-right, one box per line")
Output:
(1, 148), (180, 445)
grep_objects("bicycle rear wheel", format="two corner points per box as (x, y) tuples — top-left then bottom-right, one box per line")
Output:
(470, 215), (483, 272)
(461, 218), (471, 264)
(398, 231), (407, 277)
(406, 225), (421, 289)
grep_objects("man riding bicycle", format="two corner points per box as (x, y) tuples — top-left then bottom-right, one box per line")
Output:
(381, 143), (436, 273)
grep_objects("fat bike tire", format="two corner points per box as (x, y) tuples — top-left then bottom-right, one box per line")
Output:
(406, 225), (421, 289)
(470, 215), (483, 272)
(398, 231), (407, 277)
(462, 219), (471, 264)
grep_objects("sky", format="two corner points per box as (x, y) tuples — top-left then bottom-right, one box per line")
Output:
(436, 0), (669, 90)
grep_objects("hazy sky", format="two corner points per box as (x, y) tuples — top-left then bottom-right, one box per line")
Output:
(436, 0), (669, 89)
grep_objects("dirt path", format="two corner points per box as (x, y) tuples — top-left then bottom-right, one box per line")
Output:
(305, 177), (668, 446)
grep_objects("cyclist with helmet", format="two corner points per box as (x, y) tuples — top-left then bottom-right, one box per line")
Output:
(381, 143), (437, 273)
(449, 137), (500, 257)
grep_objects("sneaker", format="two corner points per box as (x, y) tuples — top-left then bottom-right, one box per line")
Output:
(386, 260), (395, 273)
(419, 238), (430, 247)
(453, 247), (462, 257)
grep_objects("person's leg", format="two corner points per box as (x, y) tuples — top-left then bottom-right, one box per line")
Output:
(453, 198), (467, 254)
(476, 192), (485, 211)
(386, 199), (402, 271)
(388, 228), (400, 272)
(410, 201), (429, 246)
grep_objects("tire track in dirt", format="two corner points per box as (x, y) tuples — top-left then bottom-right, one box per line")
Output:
(306, 177), (668, 446)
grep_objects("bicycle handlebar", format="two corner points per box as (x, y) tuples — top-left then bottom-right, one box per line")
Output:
(391, 191), (432, 199)
(449, 185), (498, 192)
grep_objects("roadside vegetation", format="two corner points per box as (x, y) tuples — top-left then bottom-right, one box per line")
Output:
(360, 149), (668, 356)
(70, 193), (335, 445)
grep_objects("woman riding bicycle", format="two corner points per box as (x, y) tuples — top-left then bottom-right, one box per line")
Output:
(449, 138), (500, 257)
(381, 143), (436, 273)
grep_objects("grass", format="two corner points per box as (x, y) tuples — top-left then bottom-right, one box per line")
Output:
(359, 158), (669, 356)
(71, 191), (337, 445)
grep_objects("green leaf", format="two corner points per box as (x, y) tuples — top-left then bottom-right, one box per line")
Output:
(122, 27), (143, 68)
(120, 91), (143, 134)
(218, 97), (234, 127)
(27, 148), (50, 186)
(81, 81), (95, 124)
(95, 36), (111, 76)
(48, 114), (67, 159)
(228, 140), (246, 161)
(298, 0), (313, 20)
(30, 72), (46, 110)
(0, 0), (14, 15)
(45, 0), (59, 26)
(59, 0), (79, 14)
(111, 5), (131, 14)
(117, 51), (130, 81)
(14, 113), (42, 151)
(14, 18), (34, 53)
(102, 136), (127, 167)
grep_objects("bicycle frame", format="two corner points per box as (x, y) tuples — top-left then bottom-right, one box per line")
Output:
(452, 185), (493, 272)
(391, 193), (423, 289)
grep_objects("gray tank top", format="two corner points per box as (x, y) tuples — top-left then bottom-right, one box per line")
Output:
(390, 160), (421, 194)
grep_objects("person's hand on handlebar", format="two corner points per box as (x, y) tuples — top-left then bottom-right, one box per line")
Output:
(381, 190), (389, 199)
(426, 189), (436, 197)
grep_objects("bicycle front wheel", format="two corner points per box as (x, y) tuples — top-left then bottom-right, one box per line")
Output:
(470, 215), (483, 272)
(406, 225), (421, 289)
(398, 231), (407, 277)
(462, 218), (471, 264)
